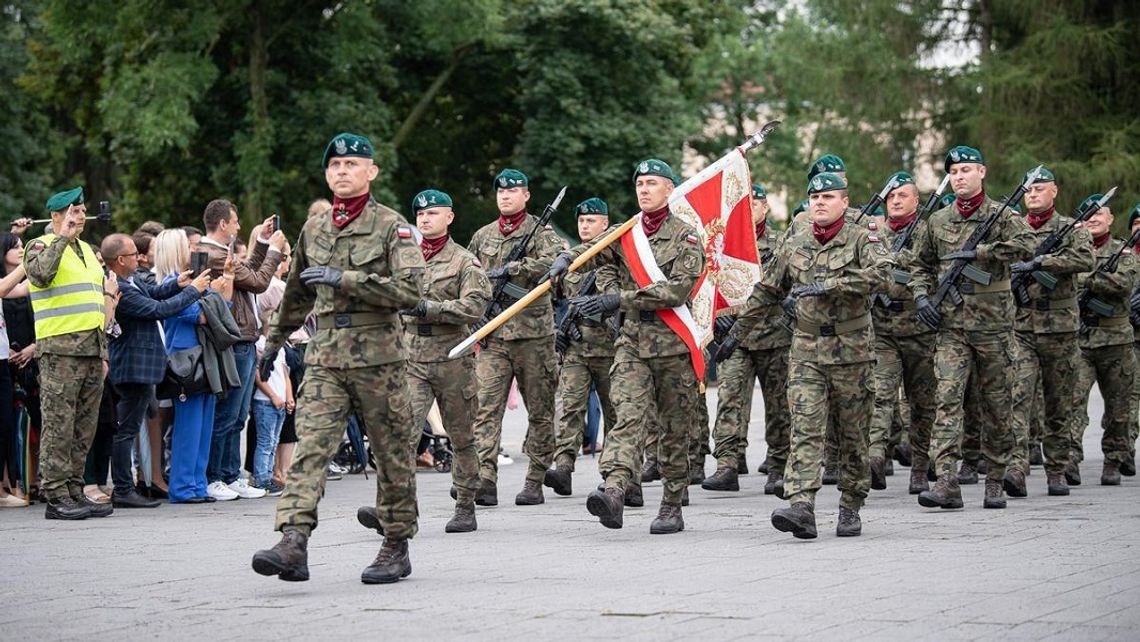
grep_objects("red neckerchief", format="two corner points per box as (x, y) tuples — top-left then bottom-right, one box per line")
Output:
(498, 210), (527, 236)
(331, 193), (370, 229)
(956, 191), (985, 218)
(887, 211), (916, 233)
(1027, 206), (1055, 230)
(755, 220), (767, 239)
(421, 234), (449, 261)
(1092, 233), (1110, 249)
(642, 205), (669, 237)
(812, 215), (846, 246)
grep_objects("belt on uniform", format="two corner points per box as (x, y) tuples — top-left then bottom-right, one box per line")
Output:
(1082, 315), (1130, 327)
(959, 279), (1011, 295)
(315, 312), (390, 330)
(1028, 296), (1077, 311)
(638, 310), (661, 322)
(412, 323), (463, 337)
(797, 313), (871, 337)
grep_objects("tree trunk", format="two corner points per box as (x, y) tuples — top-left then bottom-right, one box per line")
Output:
(245, 4), (270, 221)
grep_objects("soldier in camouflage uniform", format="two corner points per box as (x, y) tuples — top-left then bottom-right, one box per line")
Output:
(1004, 169), (1095, 497)
(732, 172), (891, 539)
(547, 158), (704, 534)
(468, 169), (563, 506)
(908, 146), (1034, 511)
(544, 198), (620, 498)
(25, 187), (114, 521)
(252, 132), (425, 585)
(704, 184), (792, 496)
(1126, 204), (1140, 478)
(356, 189), (489, 534)
(1072, 199), (1138, 486)
(866, 172), (937, 495)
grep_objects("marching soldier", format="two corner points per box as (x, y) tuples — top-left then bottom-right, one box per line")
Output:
(908, 146), (1034, 510)
(468, 169), (563, 506)
(252, 132), (425, 585)
(1004, 169), (1094, 497)
(704, 184), (792, 496)
(1127, 204), (1140, 477)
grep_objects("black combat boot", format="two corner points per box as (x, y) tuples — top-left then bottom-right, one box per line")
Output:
(757, 457), (769, 475)
(772, 477), (786, 499)
(976, 460), (989, 475)
(252, 528), (309, 581)
(649, 503), (684, 534)
(356, 506), (384, 534)
(701, 467), (739, 492)
(918, 474), (964, 509)
(44, 496), (91, 520)
(836, 506), (862, 537)
(515, 480), (545, 505)
(1028, 442), (1044, 466)
(821, 465), (839, 485)
(641, 458), (661, 483)
(908, 465), (929, 495)
(1064, 462), (1081, 486)
(1121, 455), (1136, 477)
(926, 464), (937, 482)
(543, 465), (573, 496)
(983, 480), (1006, 509)
(586, 487), (624, 529)
(689, 461), (706, 485)
(1101, 462), (1122, 486)
(475, 479), (498, 506)
(361, 538), (411, 584)
(737, 454), (749, 475)
(869, 456), (887, 490)
(771, 502), (817, 539)
(893, 443), (912, 467)
(445, 502), (477, 533)
(957, 460), (979, 485)
(624, 483), (644, 507)
(1002, 469), (1027, 498)
(764, 470), (783, 495)
(1047, 472), (1070, 496)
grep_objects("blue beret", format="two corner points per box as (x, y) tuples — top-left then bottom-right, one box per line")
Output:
(807, 172), (846, 195)
(633, 159), (677, 185)
(752, 184), (767, 199)
(1028, 166), (1056, 184)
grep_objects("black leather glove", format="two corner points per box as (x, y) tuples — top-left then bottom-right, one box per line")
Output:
(299, 265), (343, 289)
(789, 282), (826, 299)
(714, 335), (739, 364)
(1010, 256), (1043, 274)
(401, 300), (428, 317)
(568, 293), (620, 319)
(940, 249), (977, 262)
(545, 252), (573, 283)
(258, 346), (281, 381)
(915, 294), (942, 328)
(486, 266), (510, 281)
(555, 323), (582, 354)
(713, 315), (736, 341)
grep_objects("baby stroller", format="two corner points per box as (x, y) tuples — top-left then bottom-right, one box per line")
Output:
(332, 402), (453, 474)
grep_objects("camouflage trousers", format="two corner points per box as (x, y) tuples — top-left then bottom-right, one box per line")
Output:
(601, 348), (698, 505)
(1009, 331), (1079, 475)
(1131, 344), (1140, 459)
(1072, 344), (1134, 464)
(783, 358), (873, 510)
(38, 353), (104, 500)
(473, 336), (557, 485)
(275, 362), (418, 539)
(869, 333), (936, 468)
(407, 355), (479, 504)
(930, 329), (1014, 482)
(959, 367), (993, 463)
(711, 346), (790, 472)
(552, 352), (615, 470)
(645, 383), (708, 471)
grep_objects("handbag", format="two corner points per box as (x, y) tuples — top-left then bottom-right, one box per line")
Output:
(156, 345), (210, 401)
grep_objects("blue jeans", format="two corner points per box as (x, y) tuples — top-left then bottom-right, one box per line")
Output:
(251, 398), (286, 485)
(208, 341), (256, 484)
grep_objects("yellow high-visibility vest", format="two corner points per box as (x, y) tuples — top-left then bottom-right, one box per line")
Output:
(26, 234), (105, 339)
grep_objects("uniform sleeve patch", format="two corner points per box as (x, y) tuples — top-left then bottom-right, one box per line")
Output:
(397, 226), (413, 239)
(1124, 247), (1132, 255)
(685, 234), (699, 245)
(868, 235), (880, 243)
(544, 224), (553, 231)
(867, 221), (878, 231)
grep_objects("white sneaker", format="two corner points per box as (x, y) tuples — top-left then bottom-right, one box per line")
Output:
(207, 481), (239, 501)
(228, 479), (266, 499)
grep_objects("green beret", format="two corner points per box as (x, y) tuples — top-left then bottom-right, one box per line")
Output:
(939, 192), (957, 209)
(1080, 193), (1106, 213)
(808, 154), (846, 179)
(322, 132), (374, 168)
(792, 199), (809, 216)
(46, 186), (84, 212)
(575, 197), (608, 217)
(412, 189), (452, 213)
(943, 145), (984, 172)
(632, 158), (676, 185)
(1027, 166), (1056, 184)
(1128, 203), (1140, 227)
(752, 184), (767, 199)
(887, 171), (915, 193)
(494, 168), (528, 190)
(807, 172), (846, 195)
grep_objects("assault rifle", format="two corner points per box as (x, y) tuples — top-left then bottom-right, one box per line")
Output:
(1013, 186), (1117, 307)
(923, 165), (1043, 326)
(873, 174), (952, 309)
(1078, 227), (1140, 332)
(854, 174), (902, 225)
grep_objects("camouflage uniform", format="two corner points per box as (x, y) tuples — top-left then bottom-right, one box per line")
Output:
(401, 239), (490, 505)
(569, 214), (704, 505)
(711, 225), (792, 473)
(468, 215), (562, 487)
(552, 268), (619, 470)
(1073, 239), (1138, 466)
(869, 218), (937, 475)
(25, 235), (108, 502)
(909, 196), (1034, 485)
(1008, 214), (1094, 477)
(737, 217), (893, 511)
(270, 199), (425, 539)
